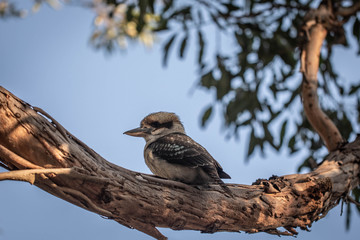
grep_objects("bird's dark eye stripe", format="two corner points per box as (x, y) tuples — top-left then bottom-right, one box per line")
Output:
(162, 121), (173, 129)
(150, 121), (161, 128)
(150, 121), (173, 129)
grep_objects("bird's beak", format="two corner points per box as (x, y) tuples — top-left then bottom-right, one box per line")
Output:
(123, 127), (150, 137)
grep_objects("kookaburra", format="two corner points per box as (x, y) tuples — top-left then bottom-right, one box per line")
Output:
(124, 112), (232, 195)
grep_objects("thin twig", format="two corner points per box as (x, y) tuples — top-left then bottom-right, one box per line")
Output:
(347, 195), (360, 207)
(0, 168), (73, 184)
(0, 144), (43, 169)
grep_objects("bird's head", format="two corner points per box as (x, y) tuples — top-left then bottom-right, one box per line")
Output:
(124, 112), (185, 142)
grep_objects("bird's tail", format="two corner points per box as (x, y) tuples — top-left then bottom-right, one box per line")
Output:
(218, 168), (231, 179)
(204, 166), (234, 197)
(208, 178), (234, 198)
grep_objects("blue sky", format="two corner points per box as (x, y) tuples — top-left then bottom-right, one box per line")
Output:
(1, 3), (360, 240)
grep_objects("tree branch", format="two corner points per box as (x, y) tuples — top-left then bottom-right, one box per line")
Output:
(0, 168), (72, 184)
(0, 144), (43, 169)
(335, 2), (360, 18)
(0, 86), (359, 239)
(300, 4), (345, 151)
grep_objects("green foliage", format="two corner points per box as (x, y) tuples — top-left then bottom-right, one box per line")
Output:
(201, 105), (213, 127)
(352, 17), (360, 54)
(67, 0), (360, 178)
(0, 0), (27, 18)
(162, 34), (176, 66)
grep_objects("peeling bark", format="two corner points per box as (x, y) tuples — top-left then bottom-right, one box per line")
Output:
(0, 86), (359, 239)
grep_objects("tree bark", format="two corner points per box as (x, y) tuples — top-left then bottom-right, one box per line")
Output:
(300, 3), (344, 151)
(0, 86), (359, 240)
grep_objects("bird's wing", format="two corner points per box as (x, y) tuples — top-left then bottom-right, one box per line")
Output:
(148, 133), (224, 173)
(149, 133), (232, 195)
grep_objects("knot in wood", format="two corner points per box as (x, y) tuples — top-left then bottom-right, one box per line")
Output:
(263, 182), (281, 194)
(253, 175), (286, 193)
(99, 187), (113, 204)
(308, 178), (332, 200)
